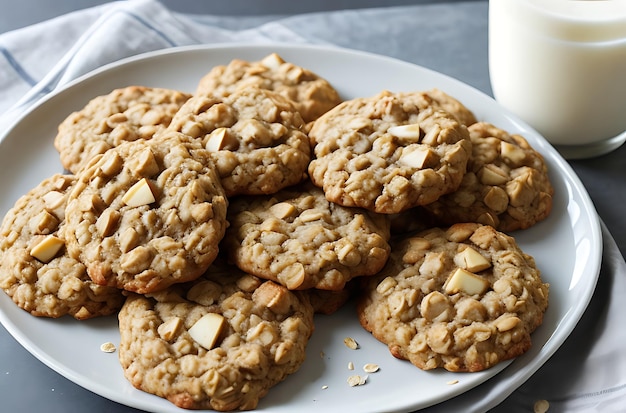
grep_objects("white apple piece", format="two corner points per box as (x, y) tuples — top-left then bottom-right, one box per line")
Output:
(443, 268), (489, 295)
(188, 313), (226, 350)
(30, 235), (64, 263)
(122, 178), (156, 207)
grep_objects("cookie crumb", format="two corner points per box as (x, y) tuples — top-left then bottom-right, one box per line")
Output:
(363, 363), (379, 373)
(322, 385), (328, 390)
(347, 374), (368, 387)
(534, 399), (550, 413)
(348, 361), (354, 370)
(343, 337), (359, 350)
(100, 342), (116, 353)
(446, 380), (459, 385)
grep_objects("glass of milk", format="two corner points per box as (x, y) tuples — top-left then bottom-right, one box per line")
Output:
(488, 0), (626, 159)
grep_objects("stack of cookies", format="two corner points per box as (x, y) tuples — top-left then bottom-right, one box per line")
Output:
(0, 52), (552, 410)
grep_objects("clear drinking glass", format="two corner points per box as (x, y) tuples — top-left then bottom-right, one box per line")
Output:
(488, 0), (626, 159)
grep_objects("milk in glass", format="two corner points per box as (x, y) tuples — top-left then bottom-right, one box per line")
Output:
(489, 0), (626, 158)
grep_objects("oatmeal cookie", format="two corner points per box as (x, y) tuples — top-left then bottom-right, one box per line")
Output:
(54, 86), (191, 174)
(118, 264), (315, 411)
(195, 53), (342, 123)
(63, 132), (228, 294)
(308, 90), (472, 214)
(167, 87), (310, 196)
(224, 183), (391, 291)
(424, 122), (554, 231)
(0, 174), (124, 319)
(357, 223), (549, 372)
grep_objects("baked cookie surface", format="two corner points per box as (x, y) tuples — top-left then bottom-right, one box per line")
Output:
(308, 90), (472, 214)
(424, 122), (554, 231)
(195, 53), (342, 123)
(167, 88), (310, 196)
(224, 183), (391, 291)
(357, 223), (549, 372)
(0, 174), (124, 319)
(397, 88), (478, 127)
(54, 86), (191, 174)
(118, 265), (315, 411)
(63, 132), (228, 294)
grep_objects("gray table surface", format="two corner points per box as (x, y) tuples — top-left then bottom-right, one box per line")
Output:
(1, 1), (625, 412)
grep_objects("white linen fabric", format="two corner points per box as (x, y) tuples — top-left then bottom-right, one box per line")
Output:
(1, 0), (625, 411)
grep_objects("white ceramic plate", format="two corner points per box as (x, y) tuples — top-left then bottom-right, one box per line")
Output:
(0, 44), (601, 413)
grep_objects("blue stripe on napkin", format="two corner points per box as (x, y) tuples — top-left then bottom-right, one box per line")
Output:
(0, 46), (38, 86)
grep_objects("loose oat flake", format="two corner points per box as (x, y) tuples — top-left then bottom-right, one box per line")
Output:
(347, 374), (368, 387)
(446, 380), (459, 385)
(348, 361), (354, 370)
(100, 342), (116, 353)
(534, 399), (550, 413)
(343, 337), (359, 350)
(363, 363), (379, 373)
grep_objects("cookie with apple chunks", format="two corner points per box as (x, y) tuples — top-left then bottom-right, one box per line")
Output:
(118, 263), (314, 411)
(63, 132), (228, 294)
(54, 86), (190, 174)
(0, 173), (123, 319)
(195, 52), (341, 123)
(167, 87), (310, 196)
(424, 122), (553, 231)
(224, 182), (391, 291)
(308, 90), (471, 214)
(357, 223), (549, 372)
